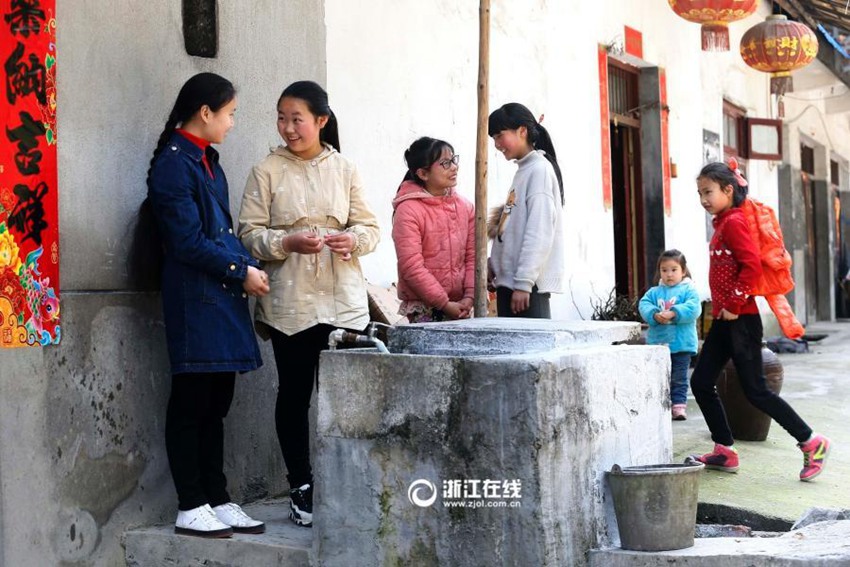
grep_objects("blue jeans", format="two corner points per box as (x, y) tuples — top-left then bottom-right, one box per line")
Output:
(670, 352), (692, 405)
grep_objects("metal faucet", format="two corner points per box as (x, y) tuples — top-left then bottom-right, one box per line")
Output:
(327, 323), (390, 353)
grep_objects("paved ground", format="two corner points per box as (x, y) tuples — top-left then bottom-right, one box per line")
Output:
(671, 320), (850, 527)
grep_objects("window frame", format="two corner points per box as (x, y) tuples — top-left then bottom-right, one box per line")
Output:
(746, 118), (783, 161)
(722, 100), (747, 159)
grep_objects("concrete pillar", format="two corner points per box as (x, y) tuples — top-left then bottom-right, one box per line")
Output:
(813, 179), (836, 321)
(639, 67), (666, 288)
(314, 319), (671, 567)
(778, 164), (809, 325)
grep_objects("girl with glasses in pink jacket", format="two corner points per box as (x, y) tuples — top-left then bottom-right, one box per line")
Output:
(392, 137), (475, 322)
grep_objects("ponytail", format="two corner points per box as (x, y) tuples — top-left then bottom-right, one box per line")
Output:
(146, 113), (180, 186)
(488, 103), (563, 204)
(531, 122), (564, 205)
(129, 115), (177, 291)
(321, 109), (341, 152)
(127, 198), (163, 291)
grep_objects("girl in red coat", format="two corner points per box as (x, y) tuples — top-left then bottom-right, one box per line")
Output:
(392, 137), (475, 322)
(690, 161), (829, 481)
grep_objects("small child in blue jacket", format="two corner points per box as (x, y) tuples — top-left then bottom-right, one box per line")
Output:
(639, 249), (701, 420)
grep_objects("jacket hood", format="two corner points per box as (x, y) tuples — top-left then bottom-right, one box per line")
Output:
(271, 142), (336, 163)
(392, 180), (456, 210)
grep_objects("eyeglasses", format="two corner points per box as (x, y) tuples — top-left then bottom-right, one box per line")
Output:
(436, 154), (460, 170)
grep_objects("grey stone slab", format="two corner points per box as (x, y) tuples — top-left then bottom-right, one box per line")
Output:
(387, 317), (641, 355)
(792, 507), (850, 530)
(589, 520), (850, 566)
(124, 500), (311, 567)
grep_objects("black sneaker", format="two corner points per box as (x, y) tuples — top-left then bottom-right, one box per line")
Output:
(289, 484), (313, 527)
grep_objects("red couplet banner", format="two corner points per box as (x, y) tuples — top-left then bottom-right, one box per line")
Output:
(0, 0), (59, 347)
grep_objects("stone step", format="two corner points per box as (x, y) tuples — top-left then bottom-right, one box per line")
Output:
(588, 520), (850, 566)
(124, 499), (312, 567)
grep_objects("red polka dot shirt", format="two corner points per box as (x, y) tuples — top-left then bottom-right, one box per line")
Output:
(709, 207), (762, 317)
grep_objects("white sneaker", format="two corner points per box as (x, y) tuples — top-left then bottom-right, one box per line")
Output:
(175, 504), (233, 538)
(213, 502), (266, 534)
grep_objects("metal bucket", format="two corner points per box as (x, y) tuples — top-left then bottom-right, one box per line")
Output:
(607, 462), (704, 551)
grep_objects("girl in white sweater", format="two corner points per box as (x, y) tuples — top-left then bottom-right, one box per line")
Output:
(488, 103), (565, 318)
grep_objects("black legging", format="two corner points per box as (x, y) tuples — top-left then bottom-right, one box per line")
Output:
(165, 372), (235, 511)
(269, 324), (335, 489)
(690, 314), (811, 446)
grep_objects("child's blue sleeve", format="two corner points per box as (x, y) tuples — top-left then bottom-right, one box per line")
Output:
(638, 288), (660, 325)
(672, 285), (701, 324)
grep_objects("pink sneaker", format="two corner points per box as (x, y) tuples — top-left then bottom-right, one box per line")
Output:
(798, 434), (830, 482)
(672, 404), (687, 421)
(692, 444), (739, 473)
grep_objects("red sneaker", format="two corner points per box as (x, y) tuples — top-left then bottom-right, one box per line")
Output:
(798, 434), (830, 482)
(692, 444), (739, 473)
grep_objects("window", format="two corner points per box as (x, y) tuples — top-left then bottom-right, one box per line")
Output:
(746, 119), (782, 160)
(723, 100), (782, 162)
(723, 100), (747, 171)
(608, 60), (640, 128)
(723, 101), (745, 155)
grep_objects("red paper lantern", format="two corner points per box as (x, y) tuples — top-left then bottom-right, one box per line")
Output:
(740, 14), (819, 116)
(668, 0), (760, 51)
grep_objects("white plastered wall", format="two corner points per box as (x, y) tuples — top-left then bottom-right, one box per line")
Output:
(325, 0), (845, 319)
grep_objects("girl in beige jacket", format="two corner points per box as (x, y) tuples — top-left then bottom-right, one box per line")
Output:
(237, 81), (379, 528)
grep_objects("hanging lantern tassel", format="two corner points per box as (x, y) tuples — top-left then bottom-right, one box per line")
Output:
(740, 15), (819, 120)
(771, 71), (793, 118)
(702, 22), (730, 51)
(668, 1), (759, 52)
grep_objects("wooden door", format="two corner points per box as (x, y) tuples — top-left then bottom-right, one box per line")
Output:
(608, 61), (645, 300)
(611, 123), (645, 298)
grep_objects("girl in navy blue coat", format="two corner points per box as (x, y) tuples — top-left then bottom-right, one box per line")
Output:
(639, 250), (701, 421)
(144, 73), (269, 537)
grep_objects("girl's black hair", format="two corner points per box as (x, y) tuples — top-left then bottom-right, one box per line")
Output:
(488, 102), (563, 204)
(655, 248), (692, 282)
(698, 161), (749, 207)
(401, 137), (454, 188)
(128, 72), (237, 291)
(279, 80), (340, 152)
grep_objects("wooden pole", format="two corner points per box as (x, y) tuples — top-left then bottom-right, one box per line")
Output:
(474, 0), (491, 317)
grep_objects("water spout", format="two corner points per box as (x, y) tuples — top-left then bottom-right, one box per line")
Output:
(327, 326), (390, 353)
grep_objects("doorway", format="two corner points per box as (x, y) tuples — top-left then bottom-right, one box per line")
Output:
(611, 123), (644, 298)
(608, 61), (645, 299)
(833, 159), (850, 319)
(801, 145), (818, 321)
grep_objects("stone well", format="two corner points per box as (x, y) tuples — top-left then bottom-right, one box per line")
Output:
(314, 318), (671, 566)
